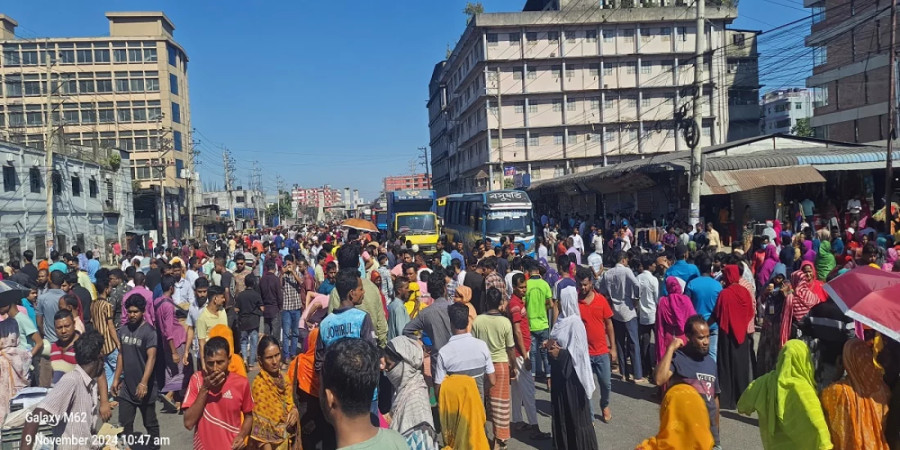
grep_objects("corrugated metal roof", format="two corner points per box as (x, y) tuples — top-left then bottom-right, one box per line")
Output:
(701, 166), (825, 196)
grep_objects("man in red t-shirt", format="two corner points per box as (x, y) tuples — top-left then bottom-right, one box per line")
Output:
(575, 266), (617, 423)
(183, 336), (254, 449)
(507, 273), (550, 439)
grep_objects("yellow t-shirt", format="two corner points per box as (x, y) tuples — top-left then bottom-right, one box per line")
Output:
(195, 307), (228, 340)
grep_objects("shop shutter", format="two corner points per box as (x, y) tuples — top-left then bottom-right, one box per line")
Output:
(733, 187), (775, 228)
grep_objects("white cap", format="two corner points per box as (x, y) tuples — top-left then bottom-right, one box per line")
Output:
(411, 244), (420, 253)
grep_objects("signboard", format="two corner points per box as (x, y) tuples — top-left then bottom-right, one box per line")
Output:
(486, 190), (529, 204)
(394, 190), (434, 200)
(513, 173), (531, 188)
(504, 166), (517, 177)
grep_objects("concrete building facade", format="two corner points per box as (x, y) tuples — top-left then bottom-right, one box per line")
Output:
(804, 0), (893, 142)
(292, 185), (342, 208)
(761, 88), (820, 135)
(0, 12), (192, 197)
(201, 188), (264, 221)
(0, 139), (133, 262)
(383, 173), (431, 192)
(428, 2), (759, 195)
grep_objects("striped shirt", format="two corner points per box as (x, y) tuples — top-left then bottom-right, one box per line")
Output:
(90, 298), (118, 356)
(50, 340), (78, 386)
(37, 364), (99, 449)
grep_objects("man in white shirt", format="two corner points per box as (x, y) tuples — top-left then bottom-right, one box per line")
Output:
(587, 246), (604, 279)
(591, 228), (605, 257)
(572, 229), (585, 254)
(634, 255), (659, 376)
(847, 197), (862, 215)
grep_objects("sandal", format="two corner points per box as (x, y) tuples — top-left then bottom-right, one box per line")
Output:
(528, 429), (551, 440)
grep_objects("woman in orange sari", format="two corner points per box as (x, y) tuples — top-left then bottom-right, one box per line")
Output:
(635, 384), (714, 450)
(820, 338), (890, 450)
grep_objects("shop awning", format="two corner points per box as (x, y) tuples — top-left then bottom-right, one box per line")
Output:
(701, 166), (825, 196)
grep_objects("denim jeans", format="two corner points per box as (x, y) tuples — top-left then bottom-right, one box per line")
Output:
(530, 329), (550, 378)
(612, 318), (643, 380)
(638, 323), (655, 376)
(240, 329), (259, 366)
(104, 349), (119, 389)
(709, 329), (719, 363)
(588, 353), (612, 417)
(281, 309), (302, 359)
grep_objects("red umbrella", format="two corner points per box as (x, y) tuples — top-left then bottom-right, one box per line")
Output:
(823, 265), (900, 312)
(846, 284), (900, 342)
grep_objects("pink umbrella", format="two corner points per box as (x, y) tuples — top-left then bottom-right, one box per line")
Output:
(823, 265), (900, 312)
(846, 285), (900, 341)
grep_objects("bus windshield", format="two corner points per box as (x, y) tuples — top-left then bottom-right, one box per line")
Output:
(396, 214), (437, 234)
(485, 209), (533, 235)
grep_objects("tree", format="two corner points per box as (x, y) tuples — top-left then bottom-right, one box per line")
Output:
(265, 191), (293, 225)
(464, 2), (484, 20)
(791, 118), (814, 137)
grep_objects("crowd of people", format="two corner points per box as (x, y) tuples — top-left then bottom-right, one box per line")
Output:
(0, 212), (894, 449)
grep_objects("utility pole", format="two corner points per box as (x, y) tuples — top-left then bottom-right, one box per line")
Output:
(688, 0), (706, 228)
(187, 133), (199, 240)
(223, 149), (235, 230)
(157, 116), (169, 246)
(276, 175), (284, 226)
(44, 52), (56, 258)
(495, 67), (504, 190)
(418, 146), (431, 188)
(252, 161), (264, 227)
(885, 0), (898, 221)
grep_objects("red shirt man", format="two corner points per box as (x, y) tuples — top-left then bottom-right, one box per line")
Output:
(575, 267), (617, 421)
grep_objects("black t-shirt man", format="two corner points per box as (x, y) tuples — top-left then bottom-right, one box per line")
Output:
(671, 348), (720, 444)
(118, 322), (158, 405)
(235, 289), (263, 332)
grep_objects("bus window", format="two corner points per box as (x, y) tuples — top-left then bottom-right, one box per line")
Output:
(472, 202), (483, 232)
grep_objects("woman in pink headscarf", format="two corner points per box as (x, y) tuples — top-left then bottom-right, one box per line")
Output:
(755, 244), (779, 290)
(883, 248), (899, 272)
(802, 240), (817, 263)
(655, 277), (697, 366)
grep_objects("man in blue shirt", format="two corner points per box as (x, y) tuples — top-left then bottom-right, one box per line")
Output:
(684, 255), (722, 362)
(450, 241), (466, 270)
(665, 244), (700, 287)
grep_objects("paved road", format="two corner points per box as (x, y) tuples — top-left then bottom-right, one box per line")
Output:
(132, 372), (764, 450)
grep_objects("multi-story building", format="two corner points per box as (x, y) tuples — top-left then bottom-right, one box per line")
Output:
(383, 173), (431, 192)
(0, 139), (133, 262)
(725, 29), (761, 141)
(0, 12), (192, 238)
(761, 88), (821, 135)
(201, 187), (264, 224)
(804, 0), (891, 141)
(292, 185), (342, 208)
(428, 0), (760, 194)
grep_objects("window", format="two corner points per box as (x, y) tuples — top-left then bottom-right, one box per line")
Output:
(513, 68), (523, 80)
(567, 99), (577, 111)
(509, 33), (520, 44)
(129, 78), (144, 92)
(59, 50), (75, 64)
(661, 27), (671, 41)
(552, 65), (562, 78)
(167, 44), (177, 67)
(128, 49), (142, 63)
(641, 61), (652, 74)
(526, 32), (538, 43)
(565, 66), (575, 78)
(171, 102), (181, 123)
(586, 30), (598, 42)
(568, 131), (579, 144)
(29, 168), (40, 193)
(22, 51), (38, 65)
(117, 107), (131, 122)
(678, 27), (688, 42)
(98, 104), (114, 123)
(3, 166), (15, 192)
(146, 77), (159, 92)
(76, 49), (92, 63)
(175, 159), (184, 178)
(81, 104), (96, 123)
(143, 48), (157, 62)
(24, 81), (42, 96)
(603, 63), (614, 76)
(526, 67), (537, 80)
(94, 49), (110, 63)
(796, 103), (802, 110)
(605, 130), (616, 142)
(4, 50), (20, 67)
(626, 62), (637, 74)
(26, 111), (42, 126)
(554, 132), (564, 145)
(89, 178), (98, 198)
(51, 171), (62, 195)
(529, 134), (540, 146)
(169, 74), (179, 94)
(236, 196), (245, 203)
(548, 31), (559, 42)
(590, 97), (600, 110)
(732, 33), (746, 48)
(642, 96), (651, 108)
(173, 130), (183, 151)
(514, 101), (525, 113)
(116, 78), (129, 93)
(106, 180), (114, 202)
(528, 102), (538, 113)
(552, 100), (562, 112)
(515, 134), (526, 147)
(623, 29), (635, 43)
(640, 28), (652, 42)
(627, 97), (637, 108)
(487, 33), (498, 47)
(113, 49), (127, 63)
(604, 96), (615, 109)
(603, 30), (614, 43)
(71, 176), (81, 197)
(566, 30), (576, 43)
(94, 78), (112, 93)
(79, 80), (95, 93)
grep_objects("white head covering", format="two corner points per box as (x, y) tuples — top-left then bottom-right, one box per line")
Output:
(550, 287), (595, 399)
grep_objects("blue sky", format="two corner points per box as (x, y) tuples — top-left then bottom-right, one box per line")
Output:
(3, 0), (807, 201)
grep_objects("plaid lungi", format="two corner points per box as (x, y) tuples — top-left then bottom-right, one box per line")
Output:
(487, 362), (511, 441)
